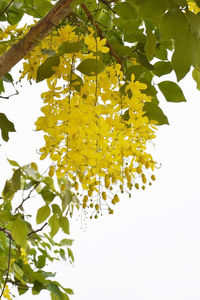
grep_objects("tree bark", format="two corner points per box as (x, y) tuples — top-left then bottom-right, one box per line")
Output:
(0, 0), (74, 78)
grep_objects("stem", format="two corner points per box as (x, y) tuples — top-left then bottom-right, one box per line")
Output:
(0, 91), (19, 99)
(0, 0), (14, 17)
(15, 184), (38, 213)
(0, 231), (12, 299)
(80, 3), (123, 68)
(28, 222), (48, 237)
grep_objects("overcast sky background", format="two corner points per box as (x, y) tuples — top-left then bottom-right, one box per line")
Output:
(1, 62), (200, 300)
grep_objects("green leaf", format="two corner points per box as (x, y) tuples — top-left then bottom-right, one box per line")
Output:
(7, 6), (24, 24)
(143, 102), (169, 125)
(114, 2), (137, 19)
(153, 61), (172, 77)
(13, 263), (24, 279)
(96, 8), (111, 28)
(62, 189), (72, 211)
(59, 248), (66, 260)
(171, 29), (193, 81)
(18, 285), (29, 296)
(2, 73), (13, 83)
(33, 0), (53, 17)
(0, 79), (4, 94)
(11, 218), (29, 248)
(47, 283), (62, 298)
(7, 158), (20, 167)
(36, 205), (51, 224)
(51, 204), (62, 216)
(0, 113), (15, 141)
(12, 168), (21, 192)
(36, 255), (46, 269)
(2, 179), (14, 199)
(192, 68), (200, 90)
(59, 216), (70, 235)
(112, 43), (135, 57)
(36, 56), (60, 82)
(77, 58), (106, 76)
(49, 215), (60, 237)
(62, 288), (74, 295)
(58, 41), (83, 55)
(194, 0), (200, 7)
(40, 186), (55, 203)
(158, 81), (187, 102)
(60, 238), (74, 246)
(43, 176), (55, 190)
(159, 9), (188, 40)
(32, 281), (43, 294)
(137, 53), (154, 70)
(0, 211), (16, 222)
(154, 44), (168, 60)
(144, 30), (156, 61)
(139, 0), (166, 18)
(67, 248), (74, 263)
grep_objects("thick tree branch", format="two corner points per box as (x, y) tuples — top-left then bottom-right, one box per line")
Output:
(80, 3), (123, 67)
(0, 0), (74, 78)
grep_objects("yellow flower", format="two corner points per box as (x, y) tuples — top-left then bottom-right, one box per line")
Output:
(187, 1), (200, 14)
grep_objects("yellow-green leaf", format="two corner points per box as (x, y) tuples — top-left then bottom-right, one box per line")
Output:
(11, 218), (29, 248)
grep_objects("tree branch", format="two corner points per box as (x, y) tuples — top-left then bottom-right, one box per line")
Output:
(15, 184), (39, 213)
(80, 3), (123, 67)
(0, 91), (19, 99)
(28, 222), (48, 237)
(0, 0), (74, 78)
(0, 0), (14, 17)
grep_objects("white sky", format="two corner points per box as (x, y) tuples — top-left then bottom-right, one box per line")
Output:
(1, 65), (200, 300)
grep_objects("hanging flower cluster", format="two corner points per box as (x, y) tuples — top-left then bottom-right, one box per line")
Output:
(21, 24), (157, 217)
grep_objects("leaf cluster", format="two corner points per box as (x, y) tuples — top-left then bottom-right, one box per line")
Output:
(0, 159), (75, 299)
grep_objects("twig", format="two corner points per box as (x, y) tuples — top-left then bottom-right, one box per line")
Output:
(80, 3), (123, 68)
(28, 222), (48, 237)
(0, 91), (19, 99)
(0, 227), (14, 240)
(0, 0), (14, 17)
(0, 229), (12, 299)
(107, 0), (119, 3)
(7, 279), (32, 289)
(99, 0), (115, 13)
(15, 184), (38, 213)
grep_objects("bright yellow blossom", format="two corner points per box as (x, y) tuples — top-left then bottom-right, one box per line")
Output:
(20, 24), (157, 215)
(187, 1), (200, 14)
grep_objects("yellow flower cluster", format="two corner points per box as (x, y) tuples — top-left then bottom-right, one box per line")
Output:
(20, 248), (28, 264)
(187, 1), (200, 14)
(2, 284), (12, 300)
(0, 24), (29, 54)
(21, 24), (157, 216)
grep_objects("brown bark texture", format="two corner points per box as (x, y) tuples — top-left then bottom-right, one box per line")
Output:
(0, 0), (74, 78)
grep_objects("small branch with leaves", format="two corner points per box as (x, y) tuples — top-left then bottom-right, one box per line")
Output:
(15, 183), (39, 213)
